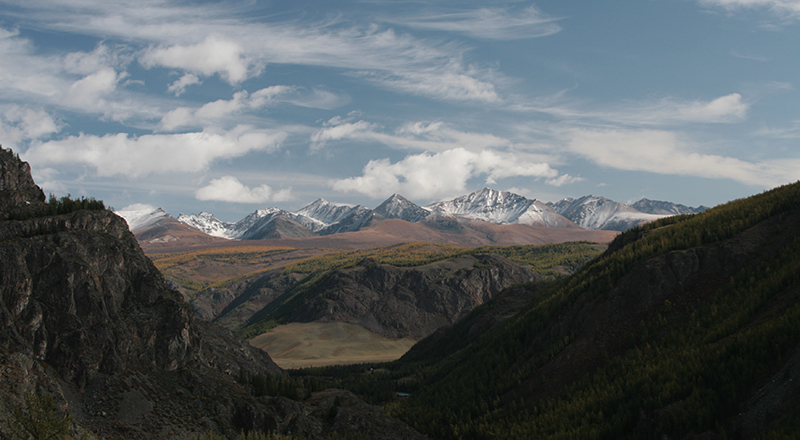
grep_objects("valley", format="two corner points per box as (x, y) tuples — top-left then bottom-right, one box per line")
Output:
(149, 241), (609, 365)
(3, 144), (797, 439)
(249, 322), (417, 369)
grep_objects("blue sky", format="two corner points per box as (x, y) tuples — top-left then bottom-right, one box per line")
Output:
(1, 0), (799, 221)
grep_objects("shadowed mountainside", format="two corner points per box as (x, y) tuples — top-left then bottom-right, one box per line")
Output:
(0, 147), (425, 440)
(296, 181), (800, 440)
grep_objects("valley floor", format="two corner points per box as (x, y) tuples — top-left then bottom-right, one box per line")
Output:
(248, 322), (417, 369)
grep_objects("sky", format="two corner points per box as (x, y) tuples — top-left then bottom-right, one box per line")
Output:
(1, 0), (799, 222)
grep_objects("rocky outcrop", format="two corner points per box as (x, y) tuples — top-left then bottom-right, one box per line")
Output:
(0, 146), (423, 439)
(274, 254), (541, 339)
(0, 147), (45, 219)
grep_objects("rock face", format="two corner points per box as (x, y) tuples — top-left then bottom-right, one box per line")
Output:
(268, 254), (541, 340)
(0, 147), (424, 440)
(0, 147), (45, 218)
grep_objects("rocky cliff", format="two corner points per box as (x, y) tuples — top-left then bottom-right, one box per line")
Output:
(0, 147), (424, 440)
(245, 253), (540, 340)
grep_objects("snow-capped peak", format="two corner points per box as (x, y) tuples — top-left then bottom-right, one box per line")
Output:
(177, 211), (234, 238)
(374, 194), (430, 222)
(423, 188), (573, 227)
(548, 195), (667, 231)
(115, 204), (169, 232)
(427, 188), (533, 223)
(294, 198), (359, 226)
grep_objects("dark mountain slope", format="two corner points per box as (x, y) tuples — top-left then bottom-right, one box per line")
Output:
(240, 253), (542, 340)
(312, 181), (800, 440)
(0, 147), (424, 440)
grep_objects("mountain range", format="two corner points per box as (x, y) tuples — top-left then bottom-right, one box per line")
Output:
(119, 188), (707, 246)
(2, 144), (797, 439)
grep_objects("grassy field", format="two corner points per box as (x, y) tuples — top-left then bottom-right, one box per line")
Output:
(248, 322), (417, 369)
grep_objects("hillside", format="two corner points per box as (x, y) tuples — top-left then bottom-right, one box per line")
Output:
(296, 181), (800, 439)
(0, 147), (425, 440)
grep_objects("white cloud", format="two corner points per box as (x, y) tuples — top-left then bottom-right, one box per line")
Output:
(62, 68), (122, 108)
(311, 119), (377, 150)
(160, 107), (195, 131)
(195, 176), (292, 203)
(62, 43), (134, 75)
(700, 0), (800, 18)
(159, 86), (322, 131)
(331, 148), (558, 200)
(9, 2), (504, 104)
(0, 27), (68, 99)
(514, 93), (750, 126)
(141, 35), (255, 84)
(629, 93), (749, 124)
(0, 106), (60, 146)
(545, 174), (585, 187)
(565, 128), (798, 186)
(195, 91), (249, 120)
(311, 117), (512, 153)
(166, 73), (202, 96)
(22, 126), (287, 178)
(354, 69), (500, 103)
(389, 6), (561, 40)
(28, 167), (67, 195)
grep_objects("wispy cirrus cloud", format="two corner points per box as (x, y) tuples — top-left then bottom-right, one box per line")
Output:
(387, 6), (561, 40)
(699, 0), (800, 18)
(514, 93), (750, 126)
(311, 117), (511, 152)
(564, 128), (800, 187)
(5, 1), (504, 104)
(161, 86), (346, 131)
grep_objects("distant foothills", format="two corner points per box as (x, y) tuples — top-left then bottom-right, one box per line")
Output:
(118, 188), (708, 245)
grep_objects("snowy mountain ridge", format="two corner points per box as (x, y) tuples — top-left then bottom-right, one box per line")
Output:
(115, 203), (170, 232)
(548, 195), (668, 231)
(426, 188), (574, 228)
(374, 194), (432, 223)
(120, 189), (708, 238)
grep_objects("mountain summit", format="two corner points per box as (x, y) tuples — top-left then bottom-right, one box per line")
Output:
(156, 189), (706, 243)
(374, 193), (431, 222)
(426, 187), (576, 227)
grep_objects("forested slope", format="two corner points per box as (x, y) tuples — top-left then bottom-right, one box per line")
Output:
(300, 181), (800, 440)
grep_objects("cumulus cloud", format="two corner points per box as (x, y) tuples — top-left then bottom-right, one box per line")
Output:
(0, 106), (60, 146)
(389, 6), (561, 40)
(331, 148), (558, 199)
(565, 128), (798, 186)
(141, 35), (255, 84)
(62, 68), (123, 107)
(23, 126), (287, 178)
(195, 176), (292, 203)
(166, 73), (202, 96)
